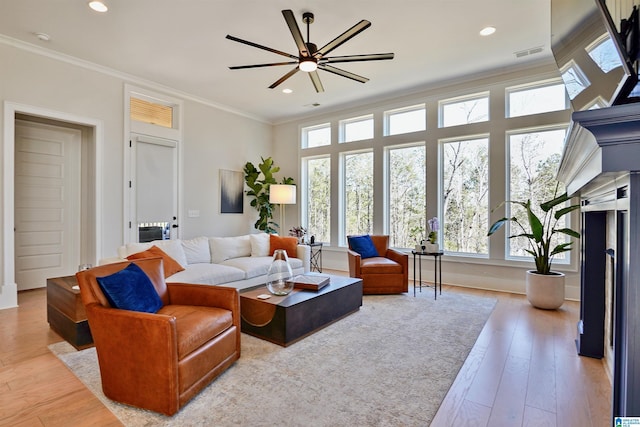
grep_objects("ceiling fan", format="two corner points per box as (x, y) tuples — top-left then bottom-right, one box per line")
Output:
(225, 9), (394, 92)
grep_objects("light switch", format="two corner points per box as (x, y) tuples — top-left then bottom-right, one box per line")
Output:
(188, 209), (200, 218)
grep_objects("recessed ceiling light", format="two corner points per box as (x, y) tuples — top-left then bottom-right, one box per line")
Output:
(88, 1), (108, 12)
(282, 88), (293, 94)
(480, 26), (496, 36)
(34, 32), (51, 42)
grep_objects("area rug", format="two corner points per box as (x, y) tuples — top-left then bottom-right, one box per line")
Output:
(50, 291), (495, 427)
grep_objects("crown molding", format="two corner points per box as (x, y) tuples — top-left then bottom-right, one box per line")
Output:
(0, 34), (269, 124)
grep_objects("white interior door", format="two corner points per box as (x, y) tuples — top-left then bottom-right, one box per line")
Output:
(14, 120), (81, 290)
(130, 133), (178, 242)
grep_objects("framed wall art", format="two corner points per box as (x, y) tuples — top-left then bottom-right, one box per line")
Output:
(220, 169), (244, 214)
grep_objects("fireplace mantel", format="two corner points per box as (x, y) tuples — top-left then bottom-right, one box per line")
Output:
(558, 102), (640, 417)
(559, 103), (640, 195)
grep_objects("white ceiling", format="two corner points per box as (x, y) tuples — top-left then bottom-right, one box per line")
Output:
(0, 0), (554, 123)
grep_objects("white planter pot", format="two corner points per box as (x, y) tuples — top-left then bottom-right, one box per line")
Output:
(424, 243), (439, 253)
(525, 270), (565, 310)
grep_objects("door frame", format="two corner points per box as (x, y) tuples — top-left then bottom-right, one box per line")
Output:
(124, 84), (183, 243)
(2, 101), (103, 309)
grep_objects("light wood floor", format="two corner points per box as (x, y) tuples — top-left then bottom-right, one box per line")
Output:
(0, 285), (611, 427)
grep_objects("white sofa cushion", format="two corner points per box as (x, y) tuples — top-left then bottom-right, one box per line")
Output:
(118, 239), (188, 268)
(222, 256), (304, 279)
(166, 263), (245, 285)
(182, 236), (210, 264)
(249, 232), (271, 257)
(221, 256), (270, 279)
(209, 235), (251, 263)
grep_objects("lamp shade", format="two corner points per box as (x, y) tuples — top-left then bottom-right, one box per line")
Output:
(269, 184), (296, 204)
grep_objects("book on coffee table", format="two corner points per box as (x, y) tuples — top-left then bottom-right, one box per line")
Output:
(287, 274), (330, 291)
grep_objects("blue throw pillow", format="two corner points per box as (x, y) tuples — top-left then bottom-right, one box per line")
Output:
(348, 235), (379, 259)
(96, 263), (163, 313)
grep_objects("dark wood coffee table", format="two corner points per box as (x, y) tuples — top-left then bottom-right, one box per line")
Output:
(240, 275), (363, 346)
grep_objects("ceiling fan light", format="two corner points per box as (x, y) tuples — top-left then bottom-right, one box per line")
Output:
(299, 59), (318, 73)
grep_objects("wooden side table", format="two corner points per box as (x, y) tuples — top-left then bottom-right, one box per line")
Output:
(412, 250), (444, 300)
(47, 275), (93, 349)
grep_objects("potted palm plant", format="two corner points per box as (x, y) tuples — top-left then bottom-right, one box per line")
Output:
(487, 186), (580, 309)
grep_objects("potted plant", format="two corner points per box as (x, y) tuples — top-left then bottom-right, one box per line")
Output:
(289, 226), (307, 244)
(243, 157), (294, 233)
(425, 217), (439, 252)
(487, 186), (580, 309)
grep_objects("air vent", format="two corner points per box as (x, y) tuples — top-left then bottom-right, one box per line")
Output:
(514, 46), (544, 58)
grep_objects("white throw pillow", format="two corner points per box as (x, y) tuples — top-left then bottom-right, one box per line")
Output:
(182, 236), (211, 264)
(209, 235), (251, 263)
(153, 239), (189, 268)
(250, 233), (271, 257)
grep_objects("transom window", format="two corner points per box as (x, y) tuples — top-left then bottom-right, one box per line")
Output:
(384, 104), (426, 136)
(587, 33), (623, 73)
(302, 123), (331, 148)
(130, 96), (175, 129)
(506, 80), (568, 117)
(560, 60), (590, 100)
(439, 93), (489, 127)
(340, 115), (374, 143)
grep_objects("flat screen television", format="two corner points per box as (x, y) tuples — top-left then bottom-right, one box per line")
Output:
(551, 0), (640, 111)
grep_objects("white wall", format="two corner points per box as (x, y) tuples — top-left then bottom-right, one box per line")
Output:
(180, 101), (272, 238)
(0, 42), (272, 308)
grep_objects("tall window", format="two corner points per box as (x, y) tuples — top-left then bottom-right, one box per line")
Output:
(340, 115), (374, 142)
(439, 93), (489, 127)
(384, 105), (426, 136)
(302, 123), (331, 148)
(508, 127), (568, 259)
(303, 156), (331, 243)
(343, 151), (374, 236)
(507, 81), (567, 117)
(442, 137), (489, 255)
(387, 144), (426, 248)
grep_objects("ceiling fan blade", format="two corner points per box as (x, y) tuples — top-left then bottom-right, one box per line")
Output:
(322, 53), (394, 64)
(318, 64), (369, 83)
(309, 71), (325, 93)
(315, 20), (371, 57)
(269, 67), (300, 89)
(282, 9), (309, 57)
(229, 61), (298, 70)
(226, 34), (298, 60)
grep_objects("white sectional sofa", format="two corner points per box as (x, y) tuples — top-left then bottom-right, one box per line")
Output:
(102, 233), (311, 291)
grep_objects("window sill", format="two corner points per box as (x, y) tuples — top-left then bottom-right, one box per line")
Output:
(325, 244), (579, 274)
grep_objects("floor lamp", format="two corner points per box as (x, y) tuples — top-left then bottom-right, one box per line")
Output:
(269, 184), (296, 233)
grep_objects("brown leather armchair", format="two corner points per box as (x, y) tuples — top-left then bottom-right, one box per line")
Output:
(75, 257), (240, 416)
(347, 235), (408, 294)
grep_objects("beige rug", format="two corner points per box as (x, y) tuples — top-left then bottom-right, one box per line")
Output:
(50, 291), (495, 427)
